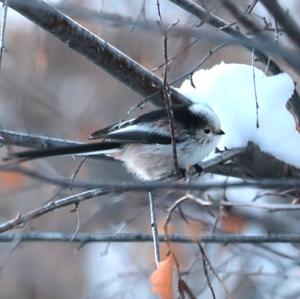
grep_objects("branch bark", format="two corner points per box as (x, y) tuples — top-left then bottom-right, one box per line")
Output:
(1, 231), (300, 244)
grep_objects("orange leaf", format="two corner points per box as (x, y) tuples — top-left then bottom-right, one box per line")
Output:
(0, 171), (24, 189)
(221, 214), (246, 233)
(149, 255), (174, 299)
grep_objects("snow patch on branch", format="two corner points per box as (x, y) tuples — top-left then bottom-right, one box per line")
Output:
(179, 63), (299, 168)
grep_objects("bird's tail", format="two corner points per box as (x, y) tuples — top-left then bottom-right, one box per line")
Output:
(4, 142), (123, 161)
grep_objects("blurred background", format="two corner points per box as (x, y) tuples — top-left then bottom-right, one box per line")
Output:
(0, 0), (299, 298)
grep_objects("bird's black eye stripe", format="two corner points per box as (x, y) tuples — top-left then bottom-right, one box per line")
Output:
(204, 128), (210, 134)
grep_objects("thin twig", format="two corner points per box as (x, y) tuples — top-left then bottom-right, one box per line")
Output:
(0, 188), (109, 233)
(0, 0), (8, 71)
(198, 243), (233, 298)
(148, 192), (160, 266)
(152, 39), (199, 73)
(246, 0), (259, 14)
(168, 0), (280, 74)
(252, 49), (260, 128)
(171, 42), (231, 85)
(1, 0), (190, 106)
(157, 1), (180, 174)
(198, 244), (216, 299)
(221, 0), (262, 35)
(260, 0), (300, 49)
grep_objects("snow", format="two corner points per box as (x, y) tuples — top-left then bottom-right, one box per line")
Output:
(178, 62), (300, 168)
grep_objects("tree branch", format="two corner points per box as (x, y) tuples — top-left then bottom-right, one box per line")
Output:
(57, 3), (213, 41)
(3, 0), (190, 106)
(0, 188), (108, 233)
(1, 231), (300, 244)
(260, 0), (300, 49)
(3, 130), (300, 179)
(1, 0), (300, 180)
(1, 174), (300, 233)
(168, 0), (280, 74)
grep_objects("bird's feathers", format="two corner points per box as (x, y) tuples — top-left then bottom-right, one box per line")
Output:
(6, 142), (123, 160)
(6, 104), (215, 165)
(90, 105), (208, 142)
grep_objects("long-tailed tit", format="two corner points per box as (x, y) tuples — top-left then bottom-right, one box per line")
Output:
(7, 103), (224, 180)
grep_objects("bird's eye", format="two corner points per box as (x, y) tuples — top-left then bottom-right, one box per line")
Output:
(204, 128), (211, 134)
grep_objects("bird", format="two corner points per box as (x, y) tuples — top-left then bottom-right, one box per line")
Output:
(6, 103), (224, 181)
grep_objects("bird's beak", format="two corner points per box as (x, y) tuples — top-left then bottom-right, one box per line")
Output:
(215, 129), (225, 135)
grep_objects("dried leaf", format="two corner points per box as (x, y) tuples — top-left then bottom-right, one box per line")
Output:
(221, 214), (246, 233)
(149, 255), (174, 299)
(0, 171), (24, 189)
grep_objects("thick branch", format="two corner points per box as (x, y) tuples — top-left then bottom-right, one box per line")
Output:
(1, 231), (300, 244)
(3, 0), (190, 106)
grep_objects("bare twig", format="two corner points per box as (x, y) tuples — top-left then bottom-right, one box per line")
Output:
(252, 49), (260, 128)
(246, 0), (260, 14)
(148, 192), (160, 266)
(221, 0), (262, 35)
(0, 188), (108, 233)
(152, 40), (199, 73)
(2, 0), (190, 106)
(0, 0), (8, 71)
(157, 1), (179, 174)
(1, 231), (300, 243)
(169, 0), (300, 132)
(260, 0), (300, 49)
(198, 244), (216, 299)
(171, 42), (231, 85)
(168, 0), (281, 74)
(198, 243), (233, 298)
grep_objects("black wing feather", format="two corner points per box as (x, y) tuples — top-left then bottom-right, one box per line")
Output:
(5, 142), (122, 161)
(91, 105), (207, 135)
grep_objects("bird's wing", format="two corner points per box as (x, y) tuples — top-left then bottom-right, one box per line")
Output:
(90, 109), (180, 144)
(101, 125), (173, 144)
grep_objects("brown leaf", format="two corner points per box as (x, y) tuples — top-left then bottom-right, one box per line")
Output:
(221, 214), (246, 233)
(0, 171), (24, 189)
(149, 255), (174, 299)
